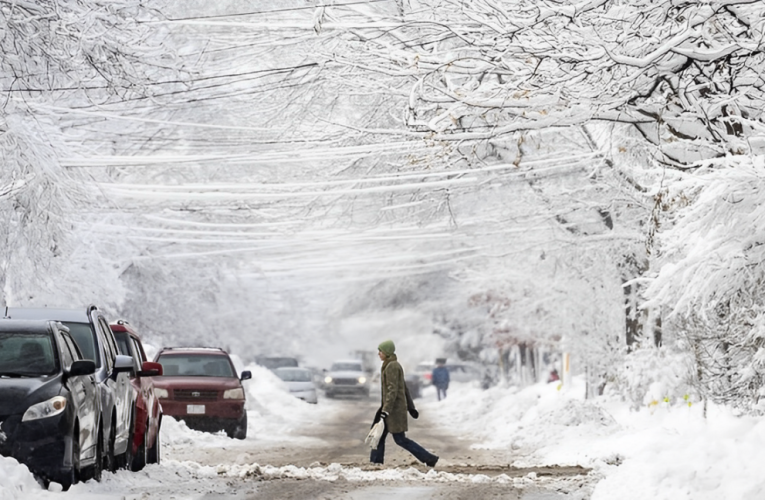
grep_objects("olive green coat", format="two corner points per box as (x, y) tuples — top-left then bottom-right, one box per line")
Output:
(380, 354), (408, 433)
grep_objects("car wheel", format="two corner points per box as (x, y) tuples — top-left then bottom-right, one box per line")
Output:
(131, 420), (148, 471)
(147, 416), (161, 465)
(103, 422), (116, 473)
(118, 413), (135, 470)
(231, 413), (247, 440)
(60, 423), (79, 491)
(325, 391), (334, 398)
(83, 425), (103, 482)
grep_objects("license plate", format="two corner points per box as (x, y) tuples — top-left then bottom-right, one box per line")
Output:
(187, 404), (205, 414)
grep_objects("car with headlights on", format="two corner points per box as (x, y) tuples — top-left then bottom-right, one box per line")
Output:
(0, 319), (98, 490)
(111, 320), (163, 470)
(152, 347), (251, 439)
(323, 360), (370, 398)
(274, 367), (318, 404)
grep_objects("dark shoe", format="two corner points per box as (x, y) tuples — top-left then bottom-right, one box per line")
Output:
(425, 456), (439, 468)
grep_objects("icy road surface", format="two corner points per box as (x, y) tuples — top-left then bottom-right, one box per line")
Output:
(45, 393), (593, 500)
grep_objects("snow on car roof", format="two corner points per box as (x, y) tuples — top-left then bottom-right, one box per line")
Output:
(159, 347), (227, 354)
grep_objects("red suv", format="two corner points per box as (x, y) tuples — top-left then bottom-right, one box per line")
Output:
(151, 347), (251, 439)
(111, 320), (163, 470)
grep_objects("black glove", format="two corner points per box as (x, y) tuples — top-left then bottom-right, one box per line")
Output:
(408, 408), (419, 419)
(380, 411), (389, 419)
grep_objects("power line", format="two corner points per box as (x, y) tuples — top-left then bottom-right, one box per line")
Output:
(160, 0), (392, 22)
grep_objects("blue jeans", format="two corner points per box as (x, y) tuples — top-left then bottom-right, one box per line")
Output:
(370, 428), (438, 465)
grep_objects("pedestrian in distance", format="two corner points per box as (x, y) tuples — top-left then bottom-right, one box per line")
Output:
(370, 339), (439, 467)
(432, 358), (450, 401)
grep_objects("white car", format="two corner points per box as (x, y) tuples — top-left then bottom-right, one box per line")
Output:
(274, 367), (318, 404)
(323, 360), (370, 398)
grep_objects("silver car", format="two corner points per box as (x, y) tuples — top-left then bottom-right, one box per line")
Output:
(323, 360), (370, 398)
(274, 367), (318, 404)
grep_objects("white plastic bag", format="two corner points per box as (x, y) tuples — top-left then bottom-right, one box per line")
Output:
(364, 419), (385, 450)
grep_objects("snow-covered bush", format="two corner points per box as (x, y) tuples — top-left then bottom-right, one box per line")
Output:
(605, 346), (696, 411)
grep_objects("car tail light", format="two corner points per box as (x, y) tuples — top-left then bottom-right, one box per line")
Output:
(424, 373), (432, 380)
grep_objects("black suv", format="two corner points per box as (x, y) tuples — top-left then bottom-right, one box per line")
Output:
(4, 306), (135, 472)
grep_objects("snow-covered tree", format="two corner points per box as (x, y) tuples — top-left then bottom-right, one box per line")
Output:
(645, 157), (765, 411)
(0, 0), (179, 305)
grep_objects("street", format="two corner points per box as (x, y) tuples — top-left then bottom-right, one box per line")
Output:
(143, 396), (593, 500)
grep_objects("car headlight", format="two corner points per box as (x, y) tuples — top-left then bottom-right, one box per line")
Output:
(22, 396), (67, 422)
(154, 388), (169, 399)
(324, 376), (333, 384)
(223, 388), (245, 399)
(358, 377), (367, 384)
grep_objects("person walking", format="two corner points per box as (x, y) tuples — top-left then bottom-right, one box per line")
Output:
(370, 340), (439, 467)
(431, 358), (450, 401)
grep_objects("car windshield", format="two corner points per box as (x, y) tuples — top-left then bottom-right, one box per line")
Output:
(275, 368), (312, 382)
(61, 321), (100, 367)
(157, 354), (235, 377)
(331, 362), (362, 372)
(0, 332), (58, 377)
(415, 363), (433, 372)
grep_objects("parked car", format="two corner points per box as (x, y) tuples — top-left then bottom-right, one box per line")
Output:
(404, 373), (422, 399)
(152, 347), (251, 439)
(254, 356), (299, 371)
(0, 319), (99, 490)
(4, 306), (135, 472)
(323, 360), (370, 398)
(111, 320), (163, 470)
(413, 361), (435, 387)
(273, 367), (318, 404)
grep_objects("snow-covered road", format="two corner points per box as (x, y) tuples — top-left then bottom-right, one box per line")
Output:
(2, 380), (592, 500)
(70, 395), (591, 500)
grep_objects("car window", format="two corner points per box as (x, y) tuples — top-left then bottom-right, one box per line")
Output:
(0, 331), (58, 376)
(157, 354), (236, 377)
(61, 331), (84, 362)
(114, 332), (132, 357)
(56, 331), (75, 369)
(131, 337), (146, 363)
(330, 362), (363, 372)
(275, 368), (312, 382)
(63, 321), (100, 367)
(98, 317), (117, 373)
(416, 363), (433, 372)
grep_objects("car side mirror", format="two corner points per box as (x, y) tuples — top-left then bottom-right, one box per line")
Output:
(240, 370), (252, 381)
(114, 354), (135, 374)
(138, 361), (163, 377)
(68, 360), (96, 377)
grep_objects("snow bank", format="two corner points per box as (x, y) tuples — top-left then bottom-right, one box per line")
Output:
(591, 405), (765, 500)
(420, 376), (765, 499)
(0, 456), (41, 500)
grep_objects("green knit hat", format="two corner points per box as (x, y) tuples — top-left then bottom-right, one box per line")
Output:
(378, 340), (396, 356)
